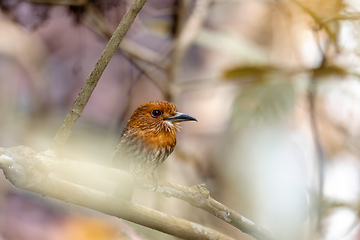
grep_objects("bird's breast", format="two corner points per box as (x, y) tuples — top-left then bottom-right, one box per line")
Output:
(113, 124), (178, 176)
(143, 128), (177, 150)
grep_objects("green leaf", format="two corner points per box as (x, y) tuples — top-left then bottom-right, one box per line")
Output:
(224, 65), (278, 80)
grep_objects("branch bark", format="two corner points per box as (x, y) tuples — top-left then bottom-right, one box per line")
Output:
(142, 182), (277, 240)
(0, 146), (277, 240)
(0, 146), (234, 240)
(49, 0), (148, 153)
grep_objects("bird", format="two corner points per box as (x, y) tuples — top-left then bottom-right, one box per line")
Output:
(112, 100), (197, 188)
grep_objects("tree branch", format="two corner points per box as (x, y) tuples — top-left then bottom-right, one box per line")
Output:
(0, 146), (277, 240)
(0, 146), (234, 240)
(49, 0), (148, 153)
(142, 182), (277, 240)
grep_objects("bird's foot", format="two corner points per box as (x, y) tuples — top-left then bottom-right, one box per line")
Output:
(131, 172), (158, 191)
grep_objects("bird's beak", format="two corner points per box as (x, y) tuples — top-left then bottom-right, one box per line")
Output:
(165, 112), (197, 123)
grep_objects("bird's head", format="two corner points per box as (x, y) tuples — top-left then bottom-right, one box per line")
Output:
(127, 100), (197, 135)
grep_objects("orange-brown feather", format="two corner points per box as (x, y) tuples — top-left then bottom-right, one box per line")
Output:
(113, 101), (181, 177)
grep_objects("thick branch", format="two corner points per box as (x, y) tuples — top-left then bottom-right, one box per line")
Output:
(0, 146), (277, 240)
(49, 0), (148, 152)
(0, 146), (234, 240)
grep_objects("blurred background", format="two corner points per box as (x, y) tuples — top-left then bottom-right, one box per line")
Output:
(1, 0), (360, 239)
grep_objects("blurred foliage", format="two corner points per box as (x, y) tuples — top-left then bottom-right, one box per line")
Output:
(231, 80), (295, 128)
(313, 65), (351, 79)
(223, 65), (281, 80)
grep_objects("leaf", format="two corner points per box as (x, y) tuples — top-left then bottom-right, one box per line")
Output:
(313, 66), (348, 78)
(223, 65), (279, 80)
(231, 81), (296, 128)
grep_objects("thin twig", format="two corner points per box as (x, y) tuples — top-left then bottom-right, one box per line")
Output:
(82, 4), (166, 69)
(126, 57), (168, 94)
(49, 0), (148, 153)
(167, 0), (210, 101)
(307, 78), (325, 234)
(80, 3), (168, 96)
(308, 19), (332, 237)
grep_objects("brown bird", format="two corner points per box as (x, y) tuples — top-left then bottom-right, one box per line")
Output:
(113, 100), (197, 180)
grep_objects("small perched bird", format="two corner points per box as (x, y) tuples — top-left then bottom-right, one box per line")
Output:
(113, 100), (197, 180)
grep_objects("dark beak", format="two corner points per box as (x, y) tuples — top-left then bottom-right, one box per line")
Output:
(165, 112), (197, 122)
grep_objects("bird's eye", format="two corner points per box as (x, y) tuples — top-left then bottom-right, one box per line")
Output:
(151, 109), (162, 118)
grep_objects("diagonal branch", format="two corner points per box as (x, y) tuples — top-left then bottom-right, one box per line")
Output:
(49, 0), (148, 153)
(142, 181), (277, 240)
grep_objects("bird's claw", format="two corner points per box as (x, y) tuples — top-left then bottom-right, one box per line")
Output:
(131, 171), (158, 191)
